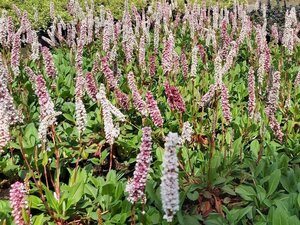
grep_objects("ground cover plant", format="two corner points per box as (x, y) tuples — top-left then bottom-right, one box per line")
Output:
(0, 0), (300, 224)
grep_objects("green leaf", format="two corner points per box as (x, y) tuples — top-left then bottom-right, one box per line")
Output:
(256, 185), (266, 203)
(32, 214), (47, 225)
(63, 113), (75, 123)
(29, 195), (45, 210)
(44, 188), (59, 212)
(187, 191), (199, 201)
(235, 185), (256, 201)
(268, 169), (281, 197)
(250, 139), (260, 159)
(272, 207), (289, 225)
(68, 182), (84, 206)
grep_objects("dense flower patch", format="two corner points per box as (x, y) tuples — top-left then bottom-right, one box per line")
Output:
(0, 0), (300, 225)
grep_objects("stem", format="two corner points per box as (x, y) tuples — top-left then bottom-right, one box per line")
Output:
(51, 125), (60, 201)
(41, 143), (49, 189)
(208, 91), (218, 188)
(74, 133), (83, 181)
(18, 135), (56, 221)
(191, 78), (196, 127)
(130, 203), (136, 225)
(109, 144), (113, 170)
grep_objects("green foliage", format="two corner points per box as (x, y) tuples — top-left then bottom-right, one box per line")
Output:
(0, 0), (300, 224)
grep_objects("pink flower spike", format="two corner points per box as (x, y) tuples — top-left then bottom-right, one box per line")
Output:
(85, 72), (98, 101)
(248, 67), (256, 119)
(146, 91), (163, 127)
(220, 83), (232, 124)
(126, 127), (152, 203)
(9, 182), (30, 225)
(41, 47), (57, 79)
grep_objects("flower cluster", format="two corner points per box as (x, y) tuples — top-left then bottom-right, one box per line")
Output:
(101, 56), (118, 90)
(85, 72), (98, 101)
(265, 71), (283, 142)
(0, 105), (10, 152)
(96, 84), (125, 145)
(127, 72), (148, 116)
(181, 49), (189, 79)
(0, 79), (23, 125)
(114, 89), (129, 110)
(294, 71), (300, 87)
(248, 67), (256, 118)
(161, 132), (180, 222)
(181, 122), (193, 144)
(138, 34), (145, 71)
(190, 45), (198, 78)
(162, 33), (174, 74)
(9, 182), (30, 225)
(149, 53), (156, 77)
(164, 82), (186, 113)
(34, 75), (59, 143)
(220, 83), (232, 123)
(126, 127), (152, 203)
(75, 75), (87, 134)
(11, 29), (21, 76)
(146, 91), (163, 127)
(41, 46), (57, 78)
